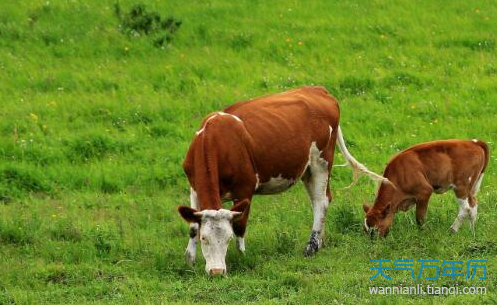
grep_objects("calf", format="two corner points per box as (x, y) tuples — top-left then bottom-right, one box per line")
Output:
(363, 139), (489, 237)
(178, 86), (385, 275)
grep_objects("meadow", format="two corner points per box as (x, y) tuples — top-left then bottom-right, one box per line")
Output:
(0, 0), (496, 303)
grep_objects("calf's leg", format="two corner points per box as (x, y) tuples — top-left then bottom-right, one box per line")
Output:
(450, 197), (471, 233)
(415, 187), (432, 226)
(468, 196), (478, 232)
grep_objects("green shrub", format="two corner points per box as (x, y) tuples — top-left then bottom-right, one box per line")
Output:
(114, 3), (182, 47)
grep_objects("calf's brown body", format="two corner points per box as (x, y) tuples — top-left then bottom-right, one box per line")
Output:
(364, 139), (489, 237)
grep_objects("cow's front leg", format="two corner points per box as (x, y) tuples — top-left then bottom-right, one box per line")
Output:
(185, 223), (198, 265)
(232, 198), (252, 254)
(185, 188), (199, 265)
(236, 236), (245, 253)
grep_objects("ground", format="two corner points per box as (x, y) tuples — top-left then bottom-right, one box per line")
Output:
(0, 0), (495, 304)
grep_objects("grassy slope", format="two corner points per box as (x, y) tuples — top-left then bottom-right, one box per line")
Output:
(0, 0), (496, 303)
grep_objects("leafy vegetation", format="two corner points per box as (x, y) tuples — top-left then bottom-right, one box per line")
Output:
(0, 0), (495, 303)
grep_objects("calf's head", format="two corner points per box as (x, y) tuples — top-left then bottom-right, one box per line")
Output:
(178, 200), (249, 275)
(362, 203), (394, 238)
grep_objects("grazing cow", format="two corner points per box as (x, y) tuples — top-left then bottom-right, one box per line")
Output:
(178, 86), (386, 275)
(363, 139), (489, 237)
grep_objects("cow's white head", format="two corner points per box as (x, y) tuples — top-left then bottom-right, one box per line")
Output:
(178, 200), (249, 275)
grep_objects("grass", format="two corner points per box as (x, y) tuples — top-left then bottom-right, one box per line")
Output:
(0, 0), (496, 303)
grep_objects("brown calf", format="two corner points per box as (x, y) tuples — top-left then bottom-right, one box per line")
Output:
(178, 86), (385, 275)
(363, 139), (489, 237)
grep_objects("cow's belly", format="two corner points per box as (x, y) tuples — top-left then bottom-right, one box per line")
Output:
(254, 175), (298, 195)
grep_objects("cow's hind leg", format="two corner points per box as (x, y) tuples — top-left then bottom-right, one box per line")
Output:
(302, 147), (331, 256)
(185, 188), (199, 265)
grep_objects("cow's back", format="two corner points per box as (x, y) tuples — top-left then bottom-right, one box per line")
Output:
(223, 86), (340, 183)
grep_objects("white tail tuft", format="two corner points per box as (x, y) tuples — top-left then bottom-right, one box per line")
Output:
(336, 125), (391, 188)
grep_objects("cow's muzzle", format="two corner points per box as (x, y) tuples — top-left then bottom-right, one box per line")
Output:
(209, 268), (226, 276)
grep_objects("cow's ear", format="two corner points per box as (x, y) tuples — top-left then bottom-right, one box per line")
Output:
(178, 206), (202, 223)
(362, 202), (371, 213)
(230, 199), (250, 222)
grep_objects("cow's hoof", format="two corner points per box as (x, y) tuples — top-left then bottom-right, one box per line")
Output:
(304, 243), (318, 257)
(449, 226), (458, 233)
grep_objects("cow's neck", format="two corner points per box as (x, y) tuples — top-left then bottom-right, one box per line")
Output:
(193, 135), (223, 210)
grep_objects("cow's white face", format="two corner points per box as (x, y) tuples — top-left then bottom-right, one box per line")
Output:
(196, 209), (238, 275)
(179, 201), (250, 276)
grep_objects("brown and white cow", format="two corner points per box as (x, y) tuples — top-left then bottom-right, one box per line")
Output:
(178, 86), (386, 275)
(363, 139), (489, 237)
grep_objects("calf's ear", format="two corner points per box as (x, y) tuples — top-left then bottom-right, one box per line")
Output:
(230, 199), (250, 222)
(362, 202), (371, 213)
(178, 206), (202, 223)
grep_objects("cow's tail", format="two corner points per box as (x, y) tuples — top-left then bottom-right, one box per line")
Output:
(336, 125), (391, 188)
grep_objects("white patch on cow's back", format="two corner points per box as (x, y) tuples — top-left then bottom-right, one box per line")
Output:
(255, 174), (295, 194)
(218, 111), (242, 122)
(196, 114), (218, 135)
(195, 112), (242, 135)
(472, 139), (478, 143)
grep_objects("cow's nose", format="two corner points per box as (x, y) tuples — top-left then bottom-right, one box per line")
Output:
(209, 268), (226, 276)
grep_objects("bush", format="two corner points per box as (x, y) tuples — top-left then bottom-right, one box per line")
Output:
(114, 3), (182, 47)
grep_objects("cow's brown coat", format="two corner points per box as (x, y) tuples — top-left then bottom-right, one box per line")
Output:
(182, 86), (339, 238)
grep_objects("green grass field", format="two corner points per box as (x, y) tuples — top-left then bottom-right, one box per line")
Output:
(0, 0), (496, 303)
